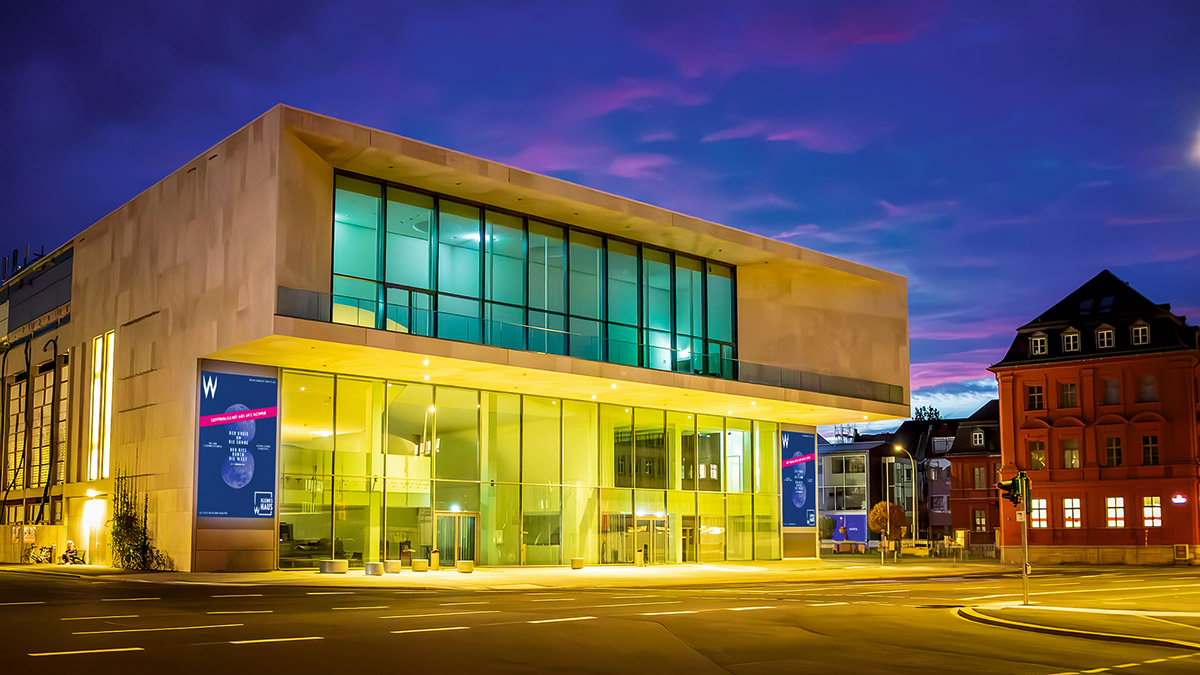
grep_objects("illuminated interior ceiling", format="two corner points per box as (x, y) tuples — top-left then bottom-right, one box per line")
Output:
(207, 321), (906, 428)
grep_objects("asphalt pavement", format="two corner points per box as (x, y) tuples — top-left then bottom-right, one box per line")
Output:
(1, 563), (1198, 673)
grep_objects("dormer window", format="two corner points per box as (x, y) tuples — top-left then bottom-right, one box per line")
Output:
(1131, 323), (1149, 346)
(1062, 329), (1080, 353)
(1096, 327), (1114, 349)
(1030, 333), (1047, 356)
(972, 429), (984, 447)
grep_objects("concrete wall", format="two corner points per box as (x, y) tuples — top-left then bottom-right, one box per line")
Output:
(1004, 545), (1198, 566)
(64, 108), (285, 570)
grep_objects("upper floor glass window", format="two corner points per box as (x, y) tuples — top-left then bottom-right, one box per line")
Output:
(330, 172), (738, 378)
(1131, 324), (1149, 346)
(1026, 385), (1043, 411)
(971, 429), (984, 446)
(1062, 331), (1080, 352)
(1096, 328), (1114, 349)
(1029, 335), (1047, 356)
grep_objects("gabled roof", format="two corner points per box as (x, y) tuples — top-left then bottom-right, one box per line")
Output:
(992, 270), (1199, 369)
(946, 399), (1001, 456)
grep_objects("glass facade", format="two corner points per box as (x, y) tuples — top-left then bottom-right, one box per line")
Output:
(278, 370), (780, 568)
(331, 172), (737, 377)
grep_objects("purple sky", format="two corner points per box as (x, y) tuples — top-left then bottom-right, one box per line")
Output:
(3, 1), (1198, 426)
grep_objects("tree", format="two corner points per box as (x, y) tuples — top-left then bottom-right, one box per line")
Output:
(818, 516), (836, 539)
(914, 405), (941, 421)
(868, 501), (908, 541)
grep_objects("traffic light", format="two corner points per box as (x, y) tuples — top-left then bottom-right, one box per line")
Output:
(997, 477), (1021, 507)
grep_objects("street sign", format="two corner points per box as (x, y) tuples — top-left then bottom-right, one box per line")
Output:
(1015, 511), (1025, 522)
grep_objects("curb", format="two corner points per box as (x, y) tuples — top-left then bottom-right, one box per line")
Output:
(955, 607), (1200, 651)
(0, 566), (85, 580)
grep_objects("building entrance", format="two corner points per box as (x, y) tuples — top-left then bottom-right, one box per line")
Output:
(435, 512), (477, 566)
(634, 516), (668, 565)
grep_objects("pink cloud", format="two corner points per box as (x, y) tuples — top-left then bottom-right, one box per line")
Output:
(560, 77), (710, 120)
(1104, 214), (1195, 226)
(909, 361), (999, 391)
(910, 314), (1022, 341)
(639, 130), (676, 143)
(729, 193), (801, 211)
(703, 117), (887, 154)
(502, 140), (609, 174)
(607, 153), (674, 179)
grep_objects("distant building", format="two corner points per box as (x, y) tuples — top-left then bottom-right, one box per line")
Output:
(945, 400), (1001, 550)
(990, 270), (1199, 565)
(892, 417), (960, 541)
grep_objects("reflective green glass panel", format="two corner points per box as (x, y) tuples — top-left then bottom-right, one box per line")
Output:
(485, 210), (524, 305)
(562, 400), (598, 486)
(675, 256), (703, 337)
(385, 287), (432, 335)
(433, 387), (479, 481)
(600, 404), (633, 488)
(485, 302), (525, 350)
(706, 262), (733, 343)
(332, 275), (378, 328)
(437, 294), (481, 343)
(562, 486), (599, 564)
(697, 415), (723, 492)
(384, 382), (434, 481)
(528, 311), (566, 355)
(281, 371), (334, 475)
(481, 392), (520, 484)
(642, 248), (671, 332)
(334, 377), (385, 478)
(522, 396), (561, 484)
(569, 230), (603, 319)
(607, 240), (638, 326)
(665, 411), (695, 491)
(725, 418), (752, 493)
(725, 493), (753, 561)
(523, 484), (562, 564)
(634, 408), (666, 489)
(698, 492), (725, 561)
(385, 187), (433, 289)
(569, 317), (601, 361)
(480, 482), (520, 565)
(437, 200), (482, 297)
(607, 323), (639, 367)
(333, 175), (381, 281)
(528, 221), (565, 312)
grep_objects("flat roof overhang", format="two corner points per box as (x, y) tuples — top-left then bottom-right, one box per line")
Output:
(203, 316), (908, 427)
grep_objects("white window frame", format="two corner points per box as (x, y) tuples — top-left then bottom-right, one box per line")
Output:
(1105, 497), (1125, 528)
(1096, 328), (1114, 349)
(1142, 496), (1161, 527)
(1063, 498), (1082, 528)
(1030, 499), (1048, 529)
(1131, 324), (1149, 346)
(971, 429), (984, 447)
(973, 509), (987, 532)
(1062, 331), (1080, 352)
(1030, 335), (1047, 356)
(1062, 438), (1080, 469)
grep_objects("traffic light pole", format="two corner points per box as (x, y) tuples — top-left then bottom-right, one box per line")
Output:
(1021, 512), (1029, 605)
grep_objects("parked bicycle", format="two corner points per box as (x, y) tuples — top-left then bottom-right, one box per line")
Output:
(21, 545), (54, 564)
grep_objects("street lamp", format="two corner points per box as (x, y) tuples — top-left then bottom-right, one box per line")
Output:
(894, 444), (918, 544)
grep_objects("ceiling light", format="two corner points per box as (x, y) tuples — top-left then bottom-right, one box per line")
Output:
(610, 383), (617, 389)
(591, 395), (597, 400)
(422, 359), (429, 366)
(423, 375), (430, 381)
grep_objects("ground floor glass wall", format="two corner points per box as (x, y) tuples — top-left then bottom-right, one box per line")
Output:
(278, 369), (781, 568)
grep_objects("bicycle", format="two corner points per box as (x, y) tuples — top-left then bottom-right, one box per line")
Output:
(21, 545), (54, 564)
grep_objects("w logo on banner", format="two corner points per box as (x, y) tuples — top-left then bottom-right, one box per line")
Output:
(202, 376), (218, 399)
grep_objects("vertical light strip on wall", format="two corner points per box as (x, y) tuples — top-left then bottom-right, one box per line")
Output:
(101, 330), (115, 478)
(88, 330), (115, 481)
(88, 335), (103, 480)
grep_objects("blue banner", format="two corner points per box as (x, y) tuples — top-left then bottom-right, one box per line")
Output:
(781, 431), (817, 528)
(197, 372), (277, 518)
(830, 514), (868, 542)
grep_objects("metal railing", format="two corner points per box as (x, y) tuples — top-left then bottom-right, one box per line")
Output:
(277, 286), (904, 405)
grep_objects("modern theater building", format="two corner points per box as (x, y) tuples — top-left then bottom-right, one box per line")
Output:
(0, 105), (909, 571)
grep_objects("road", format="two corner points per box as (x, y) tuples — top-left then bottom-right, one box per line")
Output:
(2, 566), (1198, 673)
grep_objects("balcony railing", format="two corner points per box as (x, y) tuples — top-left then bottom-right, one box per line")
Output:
(277, 286), (904, 406)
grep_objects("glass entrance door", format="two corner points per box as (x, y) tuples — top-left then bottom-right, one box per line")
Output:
(435, 512), (477, 565)
(634, 517), (668, 564)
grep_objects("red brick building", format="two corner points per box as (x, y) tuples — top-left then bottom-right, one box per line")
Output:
(945, 401), (1001, 550)
(990, 271), (1199, 565)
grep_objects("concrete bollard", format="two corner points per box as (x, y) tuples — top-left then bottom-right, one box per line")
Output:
(570, 557), (585, 570)
(384, 560), (404, 574)
(319, 559), (349, 574)
(456, 560), (474, 573)
(411, 558), (430, 572)
(364, 562), (384, 576)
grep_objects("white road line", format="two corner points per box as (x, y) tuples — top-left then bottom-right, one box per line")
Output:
(640, 610), (708, 616)
(860, 589), (908, 595)
(306, 591), (354, 595)
(207, 610), (274, 615)
(528, 616), (596, 624)
(100, 597), (160, 602)
(727, 606), (775, 611)
(380, 610), (499, 619)
(61, 615), (139, 621)
(73, 623), (243, 635)
(439, 601), (489, 606)
(29, 647), (145, 657)
(987, 605), (1200, 618)
(212, 594), (263, 598)
(392, 626), (470, 634)
(809, 602), (848, 607)
(332, 606), (388, 611)
(230, 636), (324, 645)
(531, 598), (575, 602)
(610, 594), (660, 598)
(962, 583), (1189, 601)
(590, 601), (681, 608)
(1, 601), (45, 606)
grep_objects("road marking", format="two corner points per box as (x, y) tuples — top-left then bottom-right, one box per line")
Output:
(1143, 658), (1167, 663)
(392, 626), (470, 634)
(1112, 589), (1200, 601)
(380, 610), (499, 619)
(1112, 664), (1139, 669)
(610, 594), (659, 598)
(962, 583), (1191, 601)
(1081, 668), (1110, 673)
(230, 636), (323, 644)
(332, 606), (388, 611)
(1, 601), (45, 606)
(860, 589), (907, 595)
(73, 623), (243, 635)
(1167, 653), (1197, 659)
(727, 606), (775, 611)
(439, 601), (489, 606)
(306, 591), (354, 595)
(100, 597), (160, 602)
(531, 598), (575, 602)
(640, 610), (707, 616)
(987, 604), (1200, 618)
(213, 594), (263, 598)
(528, 616), (596, 624)
(61, 615), (138, 621)
(590, 601), (680, 608)
(809, 602), (848, 607)
(29, 647), (144, 657)
(207, 610), (274, 615)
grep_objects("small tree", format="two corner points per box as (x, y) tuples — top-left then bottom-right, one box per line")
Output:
(914, 406), (941, 421)
(818, 516), (836, 540)
(868, 501), (907, 562)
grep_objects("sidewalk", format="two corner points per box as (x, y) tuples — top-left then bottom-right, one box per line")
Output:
(960, 604), (1200, 651)
(1, 558), (1015, 591)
